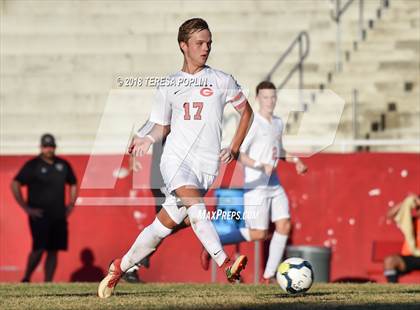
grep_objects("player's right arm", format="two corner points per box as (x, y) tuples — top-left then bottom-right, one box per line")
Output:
(278, 133), (307, 175)
(129, 85), (171, 157)
(129, 124), (170, 157)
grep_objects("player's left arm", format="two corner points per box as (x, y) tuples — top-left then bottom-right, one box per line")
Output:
(220, 101), (253, 163)
(285, 155), (307, 175)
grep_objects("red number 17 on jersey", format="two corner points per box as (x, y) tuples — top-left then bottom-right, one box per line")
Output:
(183, 102), (203, 120)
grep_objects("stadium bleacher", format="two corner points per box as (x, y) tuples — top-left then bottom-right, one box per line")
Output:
(1, 0), (418, 154)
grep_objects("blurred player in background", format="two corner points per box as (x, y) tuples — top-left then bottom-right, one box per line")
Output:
(200, 81), (307, 283)
(384, 194), (420, 283)
(98, 18), (253, 298)
(11, 133), (78, 282)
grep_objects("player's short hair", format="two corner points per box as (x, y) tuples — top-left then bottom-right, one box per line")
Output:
(256, 81), (276, 95)
(178, 18), (210, 52)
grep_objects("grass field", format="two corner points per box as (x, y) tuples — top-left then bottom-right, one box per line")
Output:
(1, 282), (420, 309)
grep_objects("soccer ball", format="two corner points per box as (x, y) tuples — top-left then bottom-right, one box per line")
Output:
(276, 257), (314, 294)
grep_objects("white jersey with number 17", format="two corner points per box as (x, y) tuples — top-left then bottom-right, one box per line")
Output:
(149, 66), (246, 176)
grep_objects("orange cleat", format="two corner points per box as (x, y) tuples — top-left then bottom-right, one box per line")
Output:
(225, 255), (248, 283)
(98, 258), (124, 298)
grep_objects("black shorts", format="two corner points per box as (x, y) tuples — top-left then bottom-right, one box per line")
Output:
(401, 255), (420, 273)
(29, 217), (68, 251)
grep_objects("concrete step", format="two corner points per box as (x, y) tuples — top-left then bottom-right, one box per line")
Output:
(348, 49), (419, 62)
(1, 93), (108, 114)
(371, 127), (420, 139)
(329, 70), (419, 85)
(365, 26), (420, 40)
(0, 11), (337, 35)
(326, 79), (419, 94)
(1, 34), (149, 55)
(2, 0), (350, 16)
(3, 29), (385, 55)
(0, 74), (116, 94)
(395, 40), (420, 52)
(388, 0), (420, 9)
(1, 53), (336, 77)
(2, 113), (148, 135)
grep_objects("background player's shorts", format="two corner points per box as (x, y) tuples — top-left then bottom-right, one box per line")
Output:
(29, 217), (68, 251)
(243, 186), (289, 230)
(401, 255), (420, 273)
(160, 155), (216, 224)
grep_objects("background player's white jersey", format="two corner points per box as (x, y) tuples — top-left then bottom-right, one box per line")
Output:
(240, 112), (284, 189)
(149, 66), (245, 175)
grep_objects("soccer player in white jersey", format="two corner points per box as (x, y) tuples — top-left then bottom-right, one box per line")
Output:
(200, 81), (307, 283)
(98, 18), (253, 298)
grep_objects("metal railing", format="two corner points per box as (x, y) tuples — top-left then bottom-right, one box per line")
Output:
(266, 31), (310, 89)
(265, 31), (310, 105)
(331, 0), (362, 72)
(352, 89), (359, 139)
(331, 0), (389, 72)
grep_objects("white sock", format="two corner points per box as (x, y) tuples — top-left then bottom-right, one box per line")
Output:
(125, 265), (139, 273)
(263, 231), (288, 279)
(240, 228), (251, 241)
(187, 203), (227, 267)
(121, 218), (172, 272)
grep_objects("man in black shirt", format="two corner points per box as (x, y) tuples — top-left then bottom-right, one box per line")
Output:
(11, 133), (77, 282)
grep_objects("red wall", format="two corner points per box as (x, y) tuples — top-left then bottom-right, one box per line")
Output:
(1, 153), (419, 283)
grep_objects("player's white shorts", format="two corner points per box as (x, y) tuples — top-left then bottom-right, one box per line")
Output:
(243, 186), (289, 230)
(159, 155), (216, 224)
